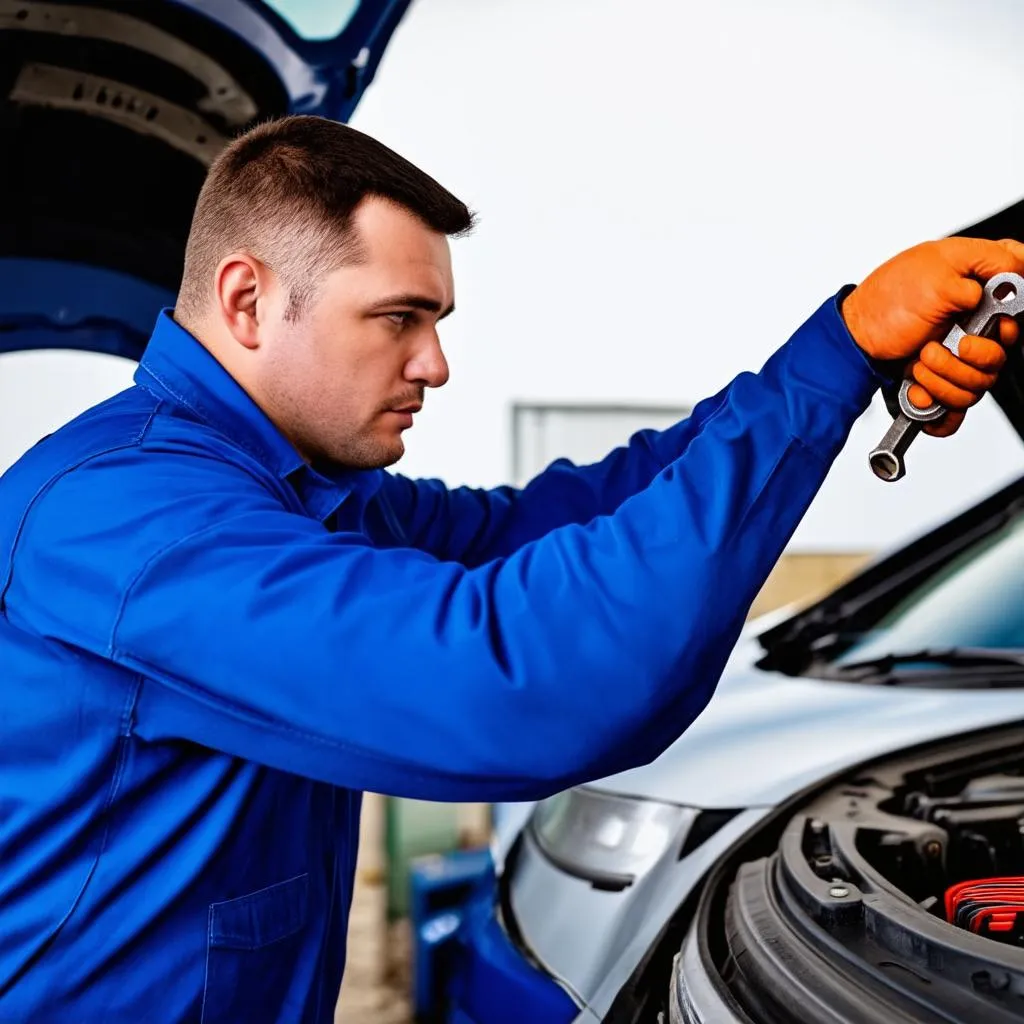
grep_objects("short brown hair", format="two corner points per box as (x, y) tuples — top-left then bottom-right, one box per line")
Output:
(175, 115), (475, 324)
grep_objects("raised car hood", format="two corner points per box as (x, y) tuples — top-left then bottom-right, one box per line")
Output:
(4, 0), (1024, 447)
(959, 199), (1024, 440)
(0, 0), (411, 359)
(595, 634), (1024, 808)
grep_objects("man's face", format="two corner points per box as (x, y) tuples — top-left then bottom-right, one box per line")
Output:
(255, 197), (455, 469)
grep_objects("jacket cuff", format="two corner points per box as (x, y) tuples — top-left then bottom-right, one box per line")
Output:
(766, 286), (891, 464)
(784, 286), (887, 415)
(834, 284), (905, 386)
(833, 284), (907, 390)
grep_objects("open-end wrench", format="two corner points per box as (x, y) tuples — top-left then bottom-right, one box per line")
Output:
(869, 271), (1024, 482)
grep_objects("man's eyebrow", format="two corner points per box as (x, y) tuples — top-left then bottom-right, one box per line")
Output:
(369, 294), (456, 320)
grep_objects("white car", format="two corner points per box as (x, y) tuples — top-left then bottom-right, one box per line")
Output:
(435, 252), (1024, 1020)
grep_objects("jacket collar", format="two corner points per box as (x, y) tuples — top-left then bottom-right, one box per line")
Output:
(134, 310), (383, 523)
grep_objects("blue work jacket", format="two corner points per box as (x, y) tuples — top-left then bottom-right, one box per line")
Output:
(0, 294), (884, 1021)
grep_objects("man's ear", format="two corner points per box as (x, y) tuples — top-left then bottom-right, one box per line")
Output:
(214, 253), (272, 351)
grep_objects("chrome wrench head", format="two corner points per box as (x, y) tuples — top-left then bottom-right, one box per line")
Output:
(868, 271), (1024, 482)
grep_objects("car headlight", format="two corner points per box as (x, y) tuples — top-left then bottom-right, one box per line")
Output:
(529, 787), (696, 889)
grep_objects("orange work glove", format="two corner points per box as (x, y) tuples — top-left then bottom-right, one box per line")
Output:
(842, 237), (1024, 436)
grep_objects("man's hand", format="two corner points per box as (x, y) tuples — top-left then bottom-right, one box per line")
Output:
(842, 237), (1024, 436)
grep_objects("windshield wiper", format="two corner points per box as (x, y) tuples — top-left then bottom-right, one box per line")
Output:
(836, 647), (1024, 679)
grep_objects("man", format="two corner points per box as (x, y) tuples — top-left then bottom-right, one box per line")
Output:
(0, 114), (1019, 1022)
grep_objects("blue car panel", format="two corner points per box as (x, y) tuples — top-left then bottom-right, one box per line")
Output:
(0, 0), (411, 358)
(174, 0), (413, 121)
(444, 877), (578, 1024)
(408, 849), (577, 1023)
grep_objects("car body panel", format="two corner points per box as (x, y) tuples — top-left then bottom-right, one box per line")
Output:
(472, 594), (1024, 1021)
(592, 636), (1024, 808)
(442, 881), (579, 1024)
(507, 642), (1024, 1011)
(510, 809), (770, 1018)
(485, 607), (807, 873)
(172, 0), (413, 121)
(0, 0), (411, 358)
(0, 258), (175, 359)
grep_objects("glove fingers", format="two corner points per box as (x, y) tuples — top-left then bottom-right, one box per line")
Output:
(998, 316), (1019, 346)
(943, 275), (983, 314)
(956, 334), (1009, 373)
(923, 409), (966, 438)
(910, 363), (980, 410)
(944, 237), (1024, 285)
(918, 341), (1001, 389)
(906, 381), (938, 409)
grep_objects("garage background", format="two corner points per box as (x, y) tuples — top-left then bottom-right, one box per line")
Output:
(4, 1), (1024, 1019)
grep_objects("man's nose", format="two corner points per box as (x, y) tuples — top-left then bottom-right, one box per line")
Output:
(405, 334), (450, 389)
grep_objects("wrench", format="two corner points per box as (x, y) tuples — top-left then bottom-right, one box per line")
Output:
(869, 271), (1024, 482)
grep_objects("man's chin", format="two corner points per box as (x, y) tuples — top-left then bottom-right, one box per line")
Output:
(350, 437), (405, 470)
(376, 443), (404, 469)
(378, 432), (406, 466)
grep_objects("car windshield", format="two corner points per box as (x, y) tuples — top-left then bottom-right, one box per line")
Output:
(831, 513), (1024, 666)
(263, 0), (360, 39)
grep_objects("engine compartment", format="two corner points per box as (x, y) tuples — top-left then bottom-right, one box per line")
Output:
(871, 760), (1024, 943)
(681, 727), (1024, 1023)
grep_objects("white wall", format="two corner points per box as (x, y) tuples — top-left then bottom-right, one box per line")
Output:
(5, 0), (1024, 555)
(0, 351), (137, 471)
(349, 0), (1024, 552)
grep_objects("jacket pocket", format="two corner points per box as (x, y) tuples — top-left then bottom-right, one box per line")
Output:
(201, 873), (310, 1024)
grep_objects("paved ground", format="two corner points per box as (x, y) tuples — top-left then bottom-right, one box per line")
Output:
(335, 879), (412, 1023)
(335, 796), (413, 1024)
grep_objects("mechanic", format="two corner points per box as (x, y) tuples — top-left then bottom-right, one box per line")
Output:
(0, 114), (1021, 1023)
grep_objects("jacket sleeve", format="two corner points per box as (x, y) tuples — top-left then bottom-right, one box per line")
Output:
(378, 391), (732, 566)
(380, 290), (883, 566)
(11, 292), (885, 803)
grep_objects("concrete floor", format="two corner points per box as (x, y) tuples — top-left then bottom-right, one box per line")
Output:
(335, 878), (412, 1024)
(335, 794), (413, 1024)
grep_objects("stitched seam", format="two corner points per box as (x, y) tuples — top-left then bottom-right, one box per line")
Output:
(140, 375), (306, 513)
(675, 390), (731, 455)
(201, 872), (309, 1019)
(376, 488), (408, 544)
(211, 915), (307, 952)
(314, 832), (340, 1022)
(13, 676), (142, 976)
(139, 366), (283, 473)
(727, 435), (824, 545)
(200, 904), (214, 1024)
(0, 409), (157, 608)
(117, 652), (477, 795)
(208, 872), (309, 914)
(137, 367), (204, 423)
(109, 516), (259, 658)
(110, 477), (324, 659)
(133, 405), (160, 444)
(117, 648), (434, 766)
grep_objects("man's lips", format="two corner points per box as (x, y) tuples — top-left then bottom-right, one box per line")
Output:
(384, 404), (421, 429)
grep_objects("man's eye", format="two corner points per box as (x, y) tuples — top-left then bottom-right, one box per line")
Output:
(386, 311), (413, 326)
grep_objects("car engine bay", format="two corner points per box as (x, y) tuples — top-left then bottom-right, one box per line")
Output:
(673, 726), (1024, 1023)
